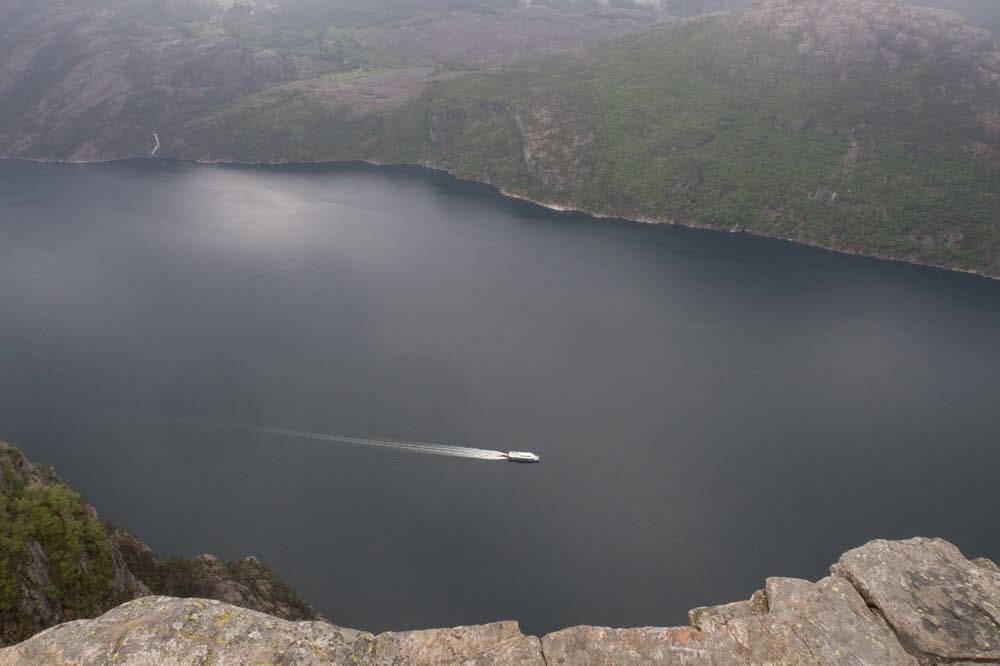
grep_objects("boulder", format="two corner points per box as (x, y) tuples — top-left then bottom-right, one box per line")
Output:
(832, 537), (1000, 662)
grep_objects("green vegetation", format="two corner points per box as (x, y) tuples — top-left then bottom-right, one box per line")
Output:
(323, 66), (394, 82)
(423, 105), (531, 187)
(404, 18), (1000, 275)
(221, 7), (373, 65)
(0, 446), (127, 645)
(208, 0), (529, 66)
(181, 13), (998, 276)
(174, 0), (628, 68)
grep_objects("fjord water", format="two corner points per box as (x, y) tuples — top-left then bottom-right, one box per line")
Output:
(2, 159), (1000, 635)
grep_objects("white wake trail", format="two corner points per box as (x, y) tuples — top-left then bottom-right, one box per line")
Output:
(78, 409), (509, 460)
(194, 420), (508, 460)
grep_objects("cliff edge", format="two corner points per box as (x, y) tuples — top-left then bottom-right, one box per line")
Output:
(2, 537), (998, 664)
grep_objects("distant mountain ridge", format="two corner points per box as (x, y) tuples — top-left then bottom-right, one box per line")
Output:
(1, 0), (998, 277)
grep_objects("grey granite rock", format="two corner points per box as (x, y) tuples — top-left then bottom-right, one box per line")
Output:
(831, 537), (1000, 662)
(0, 596), (543, 666)
(5, 536), (1000, 664)
(376, 622), (544, 665)
(542, 625), (719, 665)
(544, 576), (915, 664)
(737, 0), (997, 73)
(0, 596), (372, 666)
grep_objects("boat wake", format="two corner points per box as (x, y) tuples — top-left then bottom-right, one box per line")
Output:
(190, 420), (508, 460)
(76, 409), (509, 460)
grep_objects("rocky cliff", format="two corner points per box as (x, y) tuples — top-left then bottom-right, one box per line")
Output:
(0, 443), (318, 646)
(2, 537), (998, 664)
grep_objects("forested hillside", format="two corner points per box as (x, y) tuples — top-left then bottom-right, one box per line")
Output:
(176, 0), (1000, 277)
(1, 0), (998, 277)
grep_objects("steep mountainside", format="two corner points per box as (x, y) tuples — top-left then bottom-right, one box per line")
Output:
(0, 0), (664, 160)
(3, 537), (1000, 663)
(0, 443), (317, 646)
(0, 0), (288, 160)
(1, 0), (998, 277)
(176, 0), (1000, 277)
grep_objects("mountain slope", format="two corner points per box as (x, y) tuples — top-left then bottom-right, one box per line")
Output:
(1, 0), (997, 277)
(0, 0), (664, 161)
(0, 0), (288, 160)
(413, 0), (1000, 275)
(175, 0), (999, 276)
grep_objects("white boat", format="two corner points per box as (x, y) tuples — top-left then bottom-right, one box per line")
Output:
(506, 451), (540, 463)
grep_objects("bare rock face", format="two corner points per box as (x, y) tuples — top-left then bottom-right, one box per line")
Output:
(513, 105), (595, 193)
(733, 0), (1000, 135)
(728, 0), (1000, 148)
(113, 528), (319, 623)
(0, 597), (373, 666)
(360, 6), (669, 71)
(375, 621), (544, 665)
(544, 576), (915, 664)
(832, 537), (1000, 662)
(4, 537), (1000, 664)
(736, 0), (997, 72)
(0, 597), (542, 666)
(0, 0), (288, 161)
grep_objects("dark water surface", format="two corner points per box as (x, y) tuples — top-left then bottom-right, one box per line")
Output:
(2, 159), (999, 635)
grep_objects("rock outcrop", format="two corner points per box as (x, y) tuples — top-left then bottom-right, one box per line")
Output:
(0, 597), (544, 666)
(737, 0), (997, 73)
(735, 0), (1000, 136)
(0, 0), (289, 161)
(0, 0), (665, 163)
(832, 538), (1000, 662)
(3, 537), (999, 664)
(112, 533), (317, 624)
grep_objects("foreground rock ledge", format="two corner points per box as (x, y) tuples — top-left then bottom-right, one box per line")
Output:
(3, 538), (999, 665)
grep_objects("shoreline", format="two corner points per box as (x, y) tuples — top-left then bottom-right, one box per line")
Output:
(3, 153), (997, 283)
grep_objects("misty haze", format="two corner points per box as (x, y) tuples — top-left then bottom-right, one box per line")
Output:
(0, 1), (998, 664)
